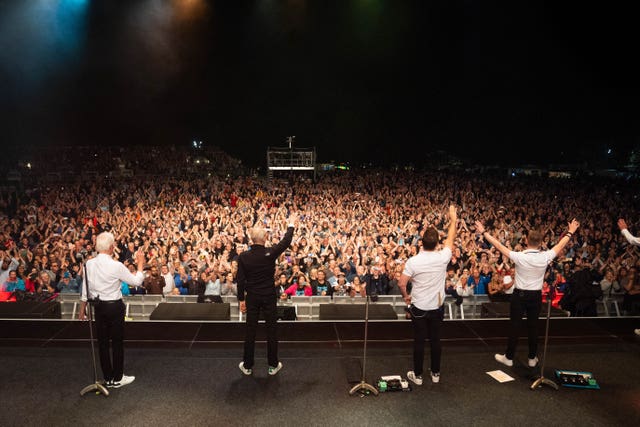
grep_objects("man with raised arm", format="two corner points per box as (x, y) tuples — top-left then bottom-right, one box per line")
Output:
(237, 213), (298, 376)
(475, 218), (580, 368)
(398, 205), (457, 385)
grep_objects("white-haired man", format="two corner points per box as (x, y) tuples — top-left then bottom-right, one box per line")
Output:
(79, 232), (145, 388)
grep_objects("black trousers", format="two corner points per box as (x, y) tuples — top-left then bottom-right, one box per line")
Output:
(243, 293), (278, 368)
(506, 289), (541, 360)
(410, 305), (444, 376)
(94, 300), (125, 382)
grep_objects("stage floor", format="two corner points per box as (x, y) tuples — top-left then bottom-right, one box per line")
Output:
(1, 318), (639, 426)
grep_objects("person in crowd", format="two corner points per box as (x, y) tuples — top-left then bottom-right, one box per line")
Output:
(560, 257), (604, 317)
(398, 205), (457, 385)
(160, 264), (175, 296)
(467, 267), (485, 295)
(190, 270), (208, 301)
(79, 231), (145, 388)
(36, 271), (56, 294)
(142, 265), (166, 295)
(350, 274), (367, 297)
(311, 269), (332, 297)
(365, 266), (388, 298)
(237, 213), (297, 377)
(285, 274), (313, 297)
(57, 271), (79, 293)
(455, 268), (473, 299)
(445, 266), (463, 305)
(220, 272), (238, 297)
(0, 253), (20, 285)
(275, 273), (289, 301)
(203, 270), (222, 302)
(3, 270), (25, 292)
(476, 218), (580, 368)
(174, 265), (191, 296)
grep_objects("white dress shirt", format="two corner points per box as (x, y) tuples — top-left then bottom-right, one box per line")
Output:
(403, 247), (452, 311)
(621, 229), (640, 246)
(508, 249), (556, 291)
(81, 253), (144, 301)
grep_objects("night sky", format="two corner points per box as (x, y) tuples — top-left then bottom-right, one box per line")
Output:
(0, 0), (637, 167)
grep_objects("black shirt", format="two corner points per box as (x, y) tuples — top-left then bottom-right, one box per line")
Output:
(237, 227), (294, 301)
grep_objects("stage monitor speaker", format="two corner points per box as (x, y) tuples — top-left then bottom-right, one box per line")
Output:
(0, 301), (61, 319)
(318, 303), (397, 320)
(149, 302), (230, 321)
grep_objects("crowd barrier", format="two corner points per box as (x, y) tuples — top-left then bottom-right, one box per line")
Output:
(47, 292), (627, 321)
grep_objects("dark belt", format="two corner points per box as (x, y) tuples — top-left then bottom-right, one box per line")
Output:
(97, 299), (123, 304)
(515, 289), (541, 296)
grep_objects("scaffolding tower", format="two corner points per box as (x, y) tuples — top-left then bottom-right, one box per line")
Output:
(267, 136), (316, 180)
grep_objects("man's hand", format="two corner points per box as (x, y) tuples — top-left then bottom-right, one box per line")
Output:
(568, 218), (580, 234)
(239, 301), (246, 313)
(617, 218), (628, 231)
(474, 221), (485, 234)
(403, 294), (411, 305)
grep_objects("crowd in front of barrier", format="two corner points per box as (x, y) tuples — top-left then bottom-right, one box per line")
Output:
(1, 160), (639, 315)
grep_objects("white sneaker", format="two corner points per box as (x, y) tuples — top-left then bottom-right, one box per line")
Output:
(528, 357), (539, 368)
(635, 329), (640, 336)
(268, 362), (283, 376)
(238, 362), (252, 376)
(407, 371), (423, 386)
(109, 375), (135, 388)
(431, 372), (440, 384)
(494, 354), (513, 367)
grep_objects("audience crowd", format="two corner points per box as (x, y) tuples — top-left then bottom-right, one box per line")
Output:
(1, 145), (639, 316)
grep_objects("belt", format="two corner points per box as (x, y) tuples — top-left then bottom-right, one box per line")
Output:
(97, 299), (123, 304)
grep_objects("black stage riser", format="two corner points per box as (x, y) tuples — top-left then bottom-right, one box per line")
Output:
(149, 302), (230, 321)
(0, 301), (61, 319)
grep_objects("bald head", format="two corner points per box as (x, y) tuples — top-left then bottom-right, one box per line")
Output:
(249, 227), (268, 245)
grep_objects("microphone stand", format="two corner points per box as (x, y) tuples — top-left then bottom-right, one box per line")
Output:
(80, 263), (109, 397)
(531, 283), (558, 391)
(349, 294), (379, 396)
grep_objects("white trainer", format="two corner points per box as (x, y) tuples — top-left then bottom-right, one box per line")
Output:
(494, 354), (513, 367)
(238, 362), (252, 376)
(528, 357), (539, 368)
(268, 362), (283, 376)
(431, 372), (440, 384)
(407, 371), (423, 386)
(109, 375), (135, 388)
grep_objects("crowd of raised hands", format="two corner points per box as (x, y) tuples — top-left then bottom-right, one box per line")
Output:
(1, 145), (638, 299)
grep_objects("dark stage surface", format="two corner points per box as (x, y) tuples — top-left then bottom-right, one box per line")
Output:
(1, 317), (640, 426)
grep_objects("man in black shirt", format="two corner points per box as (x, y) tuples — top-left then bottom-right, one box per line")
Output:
(237, 213), (298, 376)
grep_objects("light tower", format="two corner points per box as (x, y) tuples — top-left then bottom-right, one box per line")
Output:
(266, 136), (316, 180)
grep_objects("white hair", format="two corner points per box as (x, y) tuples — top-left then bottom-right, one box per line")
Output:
(95, 232), (115, 253)
(249, 227), (267, 245)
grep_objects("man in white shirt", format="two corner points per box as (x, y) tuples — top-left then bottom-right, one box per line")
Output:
(161, 264), (175, 296)
(617, 218), (640, 336)
(79, 232), (145, 388)
(398, 205), (457, 385)
(476, 218), (580, 368)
